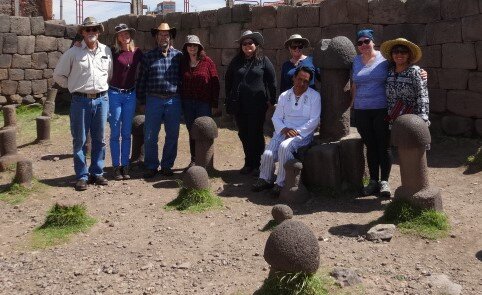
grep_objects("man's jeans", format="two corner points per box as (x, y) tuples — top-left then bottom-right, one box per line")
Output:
(108, 89), (136, 167)
(70, 94), (109, 180)
(144, 95), (182, 170)
(181, 98), (212, 162)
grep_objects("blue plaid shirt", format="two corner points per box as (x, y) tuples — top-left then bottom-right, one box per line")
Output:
(136, 47), (182, 104)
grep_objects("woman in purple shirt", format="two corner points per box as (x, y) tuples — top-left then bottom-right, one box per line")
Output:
(109, 24), (143, 180)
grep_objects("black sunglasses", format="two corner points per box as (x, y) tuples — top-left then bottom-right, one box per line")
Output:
(84, 27), (98, 33)
(242, 41), (254, 46)
(290, 44), (304, 50)
(115, 24), (128, 32)
(391, 46), (409, 55)
(356, 39), (371, 46)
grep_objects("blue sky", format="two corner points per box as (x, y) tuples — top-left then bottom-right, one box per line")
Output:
(52, 0), (224, 24)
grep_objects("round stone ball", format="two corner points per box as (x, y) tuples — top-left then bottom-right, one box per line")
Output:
(391, 114), (431, 149)
(191, 116), (218, 140)
(183, 165), (210, 190)
(271, 204), (293, 223)
(264, 220), (320, 274)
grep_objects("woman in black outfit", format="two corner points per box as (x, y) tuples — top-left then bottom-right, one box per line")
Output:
(225, 30), (277, 175)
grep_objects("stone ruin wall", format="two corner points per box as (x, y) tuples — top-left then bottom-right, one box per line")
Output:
(1, 0), (482, 137)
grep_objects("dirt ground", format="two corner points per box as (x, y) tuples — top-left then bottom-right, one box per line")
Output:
(0, 114), (481, 295)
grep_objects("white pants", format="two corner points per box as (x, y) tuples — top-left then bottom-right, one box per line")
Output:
(259, 132), (312, 187)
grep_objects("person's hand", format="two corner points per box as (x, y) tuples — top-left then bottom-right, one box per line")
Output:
(137, 104), (146, 114)
(211, 107), (222, 117)
(420, 68), (428, 80)
(281, 128), (299, 139)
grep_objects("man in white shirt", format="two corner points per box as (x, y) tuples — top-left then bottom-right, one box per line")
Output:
(53, 17), (113, 191)
(252, 66), (321, 197)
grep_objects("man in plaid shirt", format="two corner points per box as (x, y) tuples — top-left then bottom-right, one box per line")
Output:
(136, 23), (182, 178)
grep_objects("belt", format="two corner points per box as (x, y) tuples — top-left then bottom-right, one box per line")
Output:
(148, 93), (177, 99)
(72, 91), (107, 99)
(110, 86), (135, 93)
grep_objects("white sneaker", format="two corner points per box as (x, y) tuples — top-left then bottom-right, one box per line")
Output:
(379, 181), (391, 198)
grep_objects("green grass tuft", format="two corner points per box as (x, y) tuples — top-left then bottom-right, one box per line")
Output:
(164, 187), (223, 212)
(256, 271), (328, 295)
(467, 147), (482, 168)
(381, 199), (450, 239)
(261, 219), (280, 232)
(0, 180), (44, 204)
(32, 203), (96, 249)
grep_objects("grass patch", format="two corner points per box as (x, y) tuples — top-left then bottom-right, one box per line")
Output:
(32, 203), (96, 249)
(256, 271), (328, 295)
(0, 180), (44, 205)
(164, 187), (223, 212)
(261, 219), (280, 232)
(466, 147), (482, 169)
(381, 199), (450, 239)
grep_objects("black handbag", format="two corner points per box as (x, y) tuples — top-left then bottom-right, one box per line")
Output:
(226, 60), (253, 115)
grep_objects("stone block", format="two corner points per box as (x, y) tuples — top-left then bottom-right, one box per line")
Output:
(0, 33), (2, 54)
(382, 24), (426, 45)
(137, 14), (157, 32)
(276, 6), (297, 28)
(0, 69), (6, 80)
(10, 16), (31, 35)
(340, 132), (364, 191)
(0, 54), (12, 68)
(48, 51), (62, 69)
(0, 96), (6, 105)
(207, 48), (222, 67)
(263, 50), (277, 68)
(43, 69), (53, 79)
(468, 72), (482, 93)
(232, 4), (252, 23)
(297, 6), (319, 27)
(17, 80), (31, 95)
(428, 88), (447, 113)
(190, 27), (210, 49)
(369, 0), (406, 24)
(426, 68), (439, 89)
(173, 29), (189, 50)
(263, 28), (287, 50)
(1, 80), (18, 95)
(277, 49), (291, 67)
(30, 16), (45, 35)
(3, 33), (18, 54)
(475, 119), (482, 136)
(44, 20), (66, 37)
(0, 15), (10, 33)
(442, 43), (477, 69)
(320, 0), (368, 26)
(321, 24), (357, 43)
(251, 6), (277, 29)
(35, 35), (57, 52)
(25, 69), (43, 80)
(210, 23), (242, 49)
(221, 48), (237, 66)
(217, 7), (231, 25)
(11, 54), (31, 69)
(438, 68), (469, 89)
(7, 93), (21, 104)
(32, 52), (48, 69)
(65, 25), (77, 39)
(477, 41), (482, 70)
(165, 12), (182, 30)
(302, 143), (341, 189)
(441, 0), (479, 19)
(447, 90), (482, 118)
(426, 20), (462, 45)
(32, 80), (48, 95)
(419, 45), (441, 68)
(288, 27), (321, 50)
(199, 10), (217, 28)
(57, 38), (73, 53)
(17, 36), (35, 54)
(406, 0), (441, 23)
(9, 69), (24, 80)
(441, 115), (474, 136)
(462, 14), (482, 41)
(181, 12), (200, 29)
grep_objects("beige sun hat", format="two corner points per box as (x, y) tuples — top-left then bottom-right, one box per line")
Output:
(150, 23), (177, 39)
(182, 35), (204, 51)
(77, 16), (104, 34)
(236, 30), (264, 46)
(284, 34), (310, 48)
(380, 38), (422, 64)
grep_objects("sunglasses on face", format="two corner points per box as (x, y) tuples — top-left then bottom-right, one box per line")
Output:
(391, 48), (409, 55)
(84, 27), (98, 33)
(242, 41), (254, 46)
(187, 44), (198, 48)
(290, 44), (304, 50)
(356, 39), (371, 46)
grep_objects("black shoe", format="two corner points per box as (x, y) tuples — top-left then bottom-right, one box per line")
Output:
(239, 166), (253, 175)
(121, 166), (131, 180)
(143, 169), (158, 179)
(88, 175), (108, 185)
(270, 185), (282, 198)
(182, 161), (196, 173)
(160, 167), (174, 176)
(113, 166), (123, 181)
(252, 178), (274, 192)
(75, 179), (88, 191)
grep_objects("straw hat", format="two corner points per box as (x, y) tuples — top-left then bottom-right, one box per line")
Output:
(151, 23), (177, 39)
(284, 34), (310, 48)
(380, 38), (422, 64)
(114, 23), (136, 37)
(182, 35), (204, 51)
(77, 16), (104, 34)
(236, 30), (264, 46)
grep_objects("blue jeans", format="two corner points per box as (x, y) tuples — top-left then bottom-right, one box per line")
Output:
(70, 94), (109, 180)
(181, 99), (212, 162)
(144, 95), (182, 170)
(108, 89), (136, 167)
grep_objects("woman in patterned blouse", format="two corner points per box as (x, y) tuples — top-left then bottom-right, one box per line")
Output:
(380, 38), (429, 127)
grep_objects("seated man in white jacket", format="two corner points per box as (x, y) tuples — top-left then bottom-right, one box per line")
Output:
(252, 66), (321, 197)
